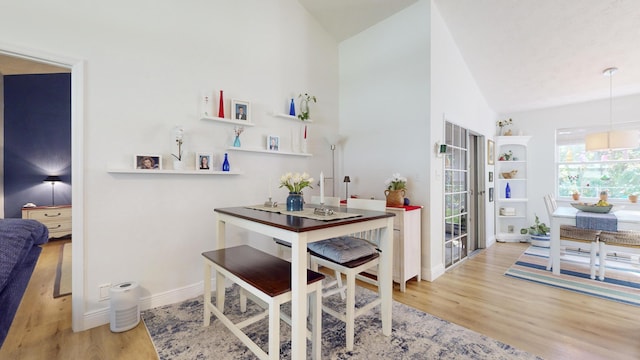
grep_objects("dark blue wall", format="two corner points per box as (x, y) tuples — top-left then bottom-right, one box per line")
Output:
(4, 73), (71, 218)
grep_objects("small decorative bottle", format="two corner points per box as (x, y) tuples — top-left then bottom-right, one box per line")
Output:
(289, 98), (296, 116)
(218, 90), (225, 118)
(505, 182), (511, 199)
(222, 153), (230, 171)
(233, 136), (241, 147)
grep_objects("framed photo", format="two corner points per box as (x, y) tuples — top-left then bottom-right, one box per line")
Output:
(231, 99), (250, 121)
(489, 171), (494, 183)
(267, 135), (280, 151)
(489, 187), (494, 202)
(487, 139), (495, 165)
(135, 155), (162, 170)
(196, 152), (213, 171)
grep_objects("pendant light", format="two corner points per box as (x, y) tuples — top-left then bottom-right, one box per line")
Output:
(585, 67), (638, 151)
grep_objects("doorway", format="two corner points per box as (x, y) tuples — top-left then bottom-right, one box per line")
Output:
(443, 121), (485, 268)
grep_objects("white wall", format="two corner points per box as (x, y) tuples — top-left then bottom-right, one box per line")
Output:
(502, 93), (640, 225)
(0, 0), (339, 330)
(339, 1), (496, 281)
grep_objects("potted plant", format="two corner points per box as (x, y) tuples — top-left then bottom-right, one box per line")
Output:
(571, 189), (580, 201)
(629, 193), (638, 204)
(528, 214), (550, 248)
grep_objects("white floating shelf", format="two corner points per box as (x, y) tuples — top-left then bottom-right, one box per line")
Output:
(108, 169), (243, 175)
(274, 113), (313, 123)
(226, 147), (312, 157)
(201, 116), (255, 127)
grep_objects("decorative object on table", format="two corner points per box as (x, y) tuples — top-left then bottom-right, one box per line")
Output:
(221, 153), (230, 172)
(196, 153), (213, 171)
(218, 90), (225, 118)
(297, 93), (316, 121)
(384, 173), (407, 207)
(135, 155), (161, 170)
(44, 175), (62, 206)
(496, 118), (513, 136)
(171, 125), (184, 170)
(505, 182), (511, 198)
(343, 176), (351, 200)
(264, 177), (277, 207)
(313, 172), (334, 215)
(231, 99), (250, 121)
(629, 193), (638, 203)
(233, 126), (244, 147)
(267, 135), (280, 151)
(526, 214), (550, 247)
(487, 139), (495, 165)
(570, 203), (613, 213)
(289, 98), (295, 116)
(279, 172), (314, 211)
(599, 190), (609, 203)
(501, 170), (517, 179)
(585, 67), (638, 151)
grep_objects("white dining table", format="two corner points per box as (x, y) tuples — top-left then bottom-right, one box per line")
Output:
(550, 206), (640, 275)
(214, 206), (395, 359)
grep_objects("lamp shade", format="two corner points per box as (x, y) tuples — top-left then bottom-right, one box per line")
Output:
(585, 130), (638, 151)
(44, 175), (62, 183)
(343, 176), (351, 183)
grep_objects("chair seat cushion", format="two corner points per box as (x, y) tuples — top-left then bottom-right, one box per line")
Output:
(307, 236), (378, 264)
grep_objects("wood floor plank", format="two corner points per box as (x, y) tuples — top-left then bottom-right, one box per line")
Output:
(1, 241), (638, 359)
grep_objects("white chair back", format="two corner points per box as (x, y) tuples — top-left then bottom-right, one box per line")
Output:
(543, 194), (557, 218)
(346, 198), (386, 244)
(310, 195), (340, 207)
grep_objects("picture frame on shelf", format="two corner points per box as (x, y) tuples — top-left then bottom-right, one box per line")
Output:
(231, 99), (250, 121)
(135, 155), (162, 170)
(196, 152), (213, 171)
(267, 135), (280, 151)
(487, 139), (495, 165)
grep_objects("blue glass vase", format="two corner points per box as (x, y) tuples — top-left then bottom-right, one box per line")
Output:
(233, 135), (241, 147)
(289, 98), (296, 116)
(286, 192), (303, 211)
(222, 153), (230, 172)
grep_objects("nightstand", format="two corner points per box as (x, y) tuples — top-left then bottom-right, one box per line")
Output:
(22, 205), (72, 239)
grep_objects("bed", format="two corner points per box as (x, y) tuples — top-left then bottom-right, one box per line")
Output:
(0, 219), (49, 348)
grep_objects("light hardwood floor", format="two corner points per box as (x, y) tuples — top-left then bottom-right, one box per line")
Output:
(1, 241), (638, 359)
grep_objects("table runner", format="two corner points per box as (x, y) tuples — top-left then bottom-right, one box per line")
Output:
(576, 211), (617, 231)
(246, 205), (362, 221)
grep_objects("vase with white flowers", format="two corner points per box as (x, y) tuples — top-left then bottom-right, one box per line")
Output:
(496, 118), (513, 136)
(384, 173), (407, 207)
(171, 126), (184, 170)
(279, 172), (314, 211)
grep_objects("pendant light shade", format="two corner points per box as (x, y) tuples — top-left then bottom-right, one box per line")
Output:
(585, 67), (639, 151)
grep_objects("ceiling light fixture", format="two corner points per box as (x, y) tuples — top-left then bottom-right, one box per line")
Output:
(585, 67), (638, 151)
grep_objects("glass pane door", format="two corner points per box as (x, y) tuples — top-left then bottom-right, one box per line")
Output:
(444, 121), (468, 268)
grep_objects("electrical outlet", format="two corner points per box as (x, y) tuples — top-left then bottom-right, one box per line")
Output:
(99, 283), (111, 301)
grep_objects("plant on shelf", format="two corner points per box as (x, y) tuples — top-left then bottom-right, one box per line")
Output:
(498, 150), (514, 161)
(385, 173), (407, 191)
(171, 126), (184, 161)
(297, 93), (317, 121)
(496, 118), (513, 136)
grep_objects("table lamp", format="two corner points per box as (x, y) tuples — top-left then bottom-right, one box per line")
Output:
(343, 176), (351, 200)
(44, 175), (62, 206)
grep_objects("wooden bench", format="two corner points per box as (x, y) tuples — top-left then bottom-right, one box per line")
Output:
(202, 245), (325, 360)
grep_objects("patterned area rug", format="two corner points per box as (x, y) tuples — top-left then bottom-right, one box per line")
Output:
(142, 281), (541, 359)
(505, 246), (640, 306)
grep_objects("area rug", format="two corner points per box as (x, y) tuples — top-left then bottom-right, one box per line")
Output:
(505, 246), (640, 306)
(53, 242), (71, 298)
(142, 281), (541, 360)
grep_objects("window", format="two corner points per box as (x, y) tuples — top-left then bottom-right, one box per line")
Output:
(557, 124), (640, 201)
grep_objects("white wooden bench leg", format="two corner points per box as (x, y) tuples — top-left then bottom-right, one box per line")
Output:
(268, 298), (280, 360)
(311, 284), (322, 360)
(240, 288), (247, 313)
(590, 241), (597, 280)
(216, 271), (225, 312)
(599, 242), (607, 281)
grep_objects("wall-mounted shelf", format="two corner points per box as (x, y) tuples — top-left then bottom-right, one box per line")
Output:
(108, 169), (243, 175)
(274, 113), (313, 123)
(226, 147), (312, 157)
(201, 116), (255, 127)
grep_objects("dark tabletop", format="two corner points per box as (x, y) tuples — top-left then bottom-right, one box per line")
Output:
(214, 206), (394, 233)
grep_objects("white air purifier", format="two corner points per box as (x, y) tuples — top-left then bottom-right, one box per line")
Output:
(109, 281), (140, 332)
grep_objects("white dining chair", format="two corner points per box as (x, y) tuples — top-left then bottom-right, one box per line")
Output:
(307, 198), (385, 351)
(543, 194), (599, 279)
(597, 230), (640, 281)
